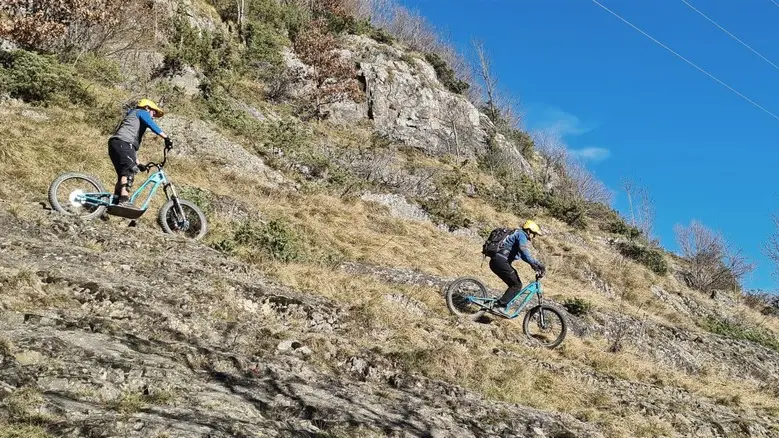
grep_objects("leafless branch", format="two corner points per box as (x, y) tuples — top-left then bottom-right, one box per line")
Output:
(676, 220), (754, 294)
(621, 177), (655, 240)
(471, 39), (521, 129)
(763, 214), (779, 281)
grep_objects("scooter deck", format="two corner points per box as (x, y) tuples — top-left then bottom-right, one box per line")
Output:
(105, 204), (146, 219)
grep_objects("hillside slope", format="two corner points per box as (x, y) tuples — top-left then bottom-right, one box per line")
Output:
(0, 204), (604, 438)
(2, 102), (779, 437)
(2, 1), (779, 437)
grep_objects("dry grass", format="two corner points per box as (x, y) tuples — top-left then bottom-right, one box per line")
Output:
(6, 100), (779, 437)
(256, 262), (779, 437)
(0, 424), (52, 438)
(0, 267), (79, 311)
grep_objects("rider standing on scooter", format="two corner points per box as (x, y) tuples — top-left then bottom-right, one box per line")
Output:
(108, 99), (173, 206)
(489, 220), (546, 316)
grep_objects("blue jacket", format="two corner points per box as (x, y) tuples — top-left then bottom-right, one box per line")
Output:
(499, 229), (543, 269)
(110, 109), (164, 150)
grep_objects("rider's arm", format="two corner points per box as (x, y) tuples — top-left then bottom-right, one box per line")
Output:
(518, 235), (543, 271)
(138, 110), (169, 139)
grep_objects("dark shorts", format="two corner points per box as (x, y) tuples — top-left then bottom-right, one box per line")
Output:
(108, 138), (137, 177)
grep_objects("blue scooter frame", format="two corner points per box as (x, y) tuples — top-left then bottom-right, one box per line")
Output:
(467, 278), (542, 319)
(76, 169), (170, 212)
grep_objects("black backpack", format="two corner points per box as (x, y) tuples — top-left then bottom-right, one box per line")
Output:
(482, 227), (516, 257)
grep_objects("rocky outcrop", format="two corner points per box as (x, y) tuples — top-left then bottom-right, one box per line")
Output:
(326, 35), (533, 174)
(162, 115), (289, 188)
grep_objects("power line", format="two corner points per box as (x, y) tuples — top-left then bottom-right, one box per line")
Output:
(771, 0), (779, 9)
(681, 0), (779, 72)
(590, 0), (779, 122)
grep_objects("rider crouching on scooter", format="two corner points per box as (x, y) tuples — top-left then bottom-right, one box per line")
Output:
(489, 220), (546, 316)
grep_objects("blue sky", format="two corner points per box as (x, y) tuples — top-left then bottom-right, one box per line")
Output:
(400, 0), (779, 291)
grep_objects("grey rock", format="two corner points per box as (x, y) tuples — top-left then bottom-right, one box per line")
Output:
(321, 35), (534, 176)
(0, 38), (17, 51)
(361, 192), (431, 223)
(168, 66), (201, 97)
(161, 115), (289, 188)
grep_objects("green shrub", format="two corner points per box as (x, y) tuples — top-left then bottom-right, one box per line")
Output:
(742, 290), (779, 317)
(234, 218), (302, 262)
(603, 218), (643, 240)
(589, 204), (644, 240)
(84, 99), (123, 135)
(415, 165), (472, 230)
(542, 194), (586, 229)
(424, 52), (469, 95)
(480, 150), (543, 215)
(178, 186), (213, 215)
(210, 238), (236, 255)
(159, 17), (243, 82)
(0, 424), (51, 438)
(262, 119), (311, 153)
(369, 27), (395, 44)
(243, 19), (286, 69)
(563, 297), (593, 317)
(481, 147), (587, 229)
(208, 0), (307, 40)
(506, 129), (535, 159)
(700, 316), (779, 353)
(0, 49), (89, 105)
(249, 0), (308, 37)
(617, 241), (668, 275)
(418, 195), (471, 231)
(481, 104), (535, 159)
(201, 91), (262, 138)
(73, 53), (123, 86)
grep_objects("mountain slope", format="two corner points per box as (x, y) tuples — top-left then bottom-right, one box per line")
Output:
(2, 1), (779, 437)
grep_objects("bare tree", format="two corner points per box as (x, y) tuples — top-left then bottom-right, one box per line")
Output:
(565, 158), (613, 205)
(473, 40), (497, 120)
(293, 18), (364, 118)
(533, 130), (567, 188)
(763, 214), (779, 280)
(236, 0), (246, 40)
(533, 130), (612, 205)
(675, 220), (754, 294)
(0, 0), (139, 51)
(621, 177), (655, 240)
(472, 39), (520, 129)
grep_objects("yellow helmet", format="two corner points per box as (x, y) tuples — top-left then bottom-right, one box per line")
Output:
(522, 219), (543, 236)
(137, 98), (165, 117)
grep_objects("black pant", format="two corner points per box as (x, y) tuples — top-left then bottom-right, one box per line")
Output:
(489, 254), (523, 307)
(108, 138), (138, 177)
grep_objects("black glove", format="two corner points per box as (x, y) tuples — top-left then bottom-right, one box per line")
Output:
(535, 264), (546, 278)
(164, 137), (173, 149)
(137, 163), (147, 172)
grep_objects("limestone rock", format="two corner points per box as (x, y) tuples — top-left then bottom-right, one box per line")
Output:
(161, 115), (289, 188)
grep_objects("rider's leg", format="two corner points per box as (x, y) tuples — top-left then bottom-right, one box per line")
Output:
(114, 176), (127, 197)
(108, 138), (137, 205)
(489, 255), (523, 308)
(115, 174), (135, 205)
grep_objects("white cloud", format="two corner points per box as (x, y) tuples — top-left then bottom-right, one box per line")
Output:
(569, 147), (611, 162)
(532, 105), (595, 138)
